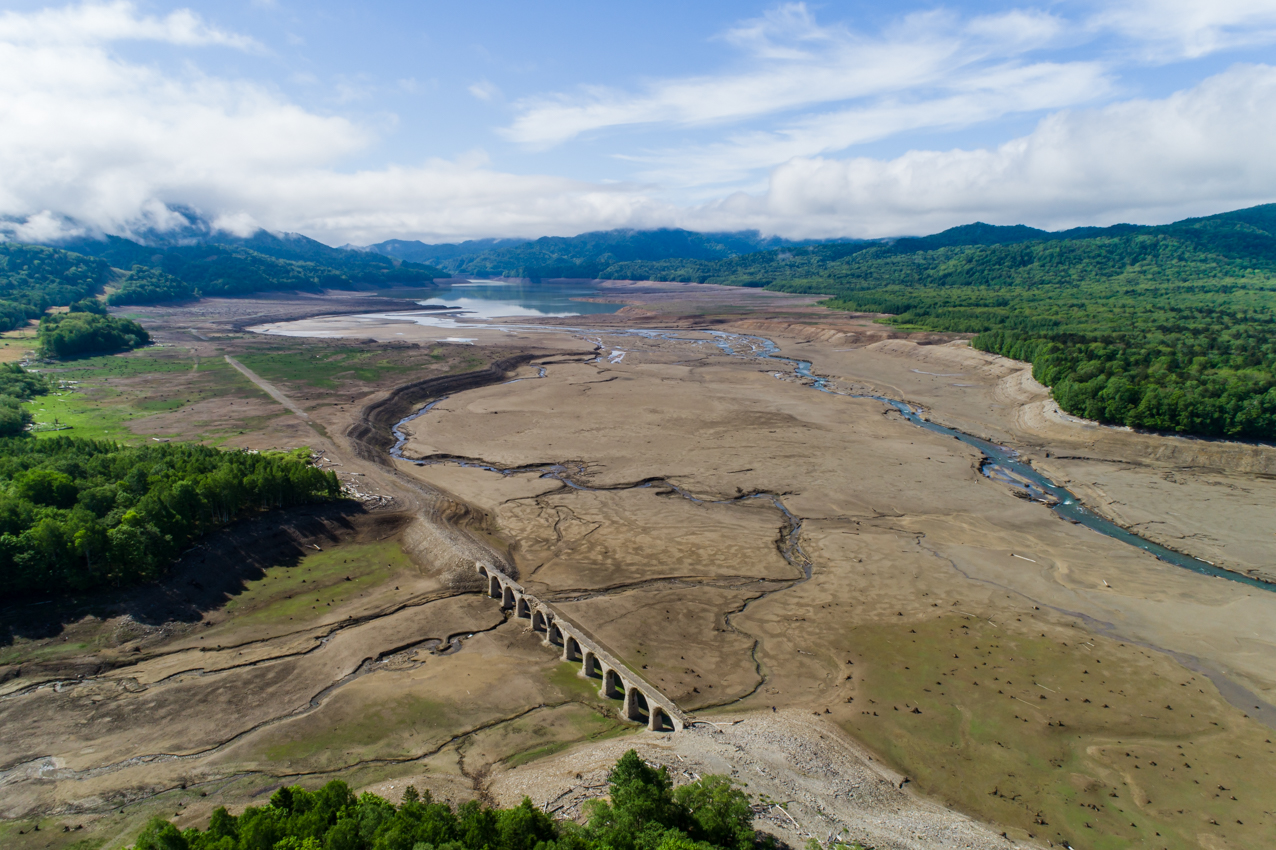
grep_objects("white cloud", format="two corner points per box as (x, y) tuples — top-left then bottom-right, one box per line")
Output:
(0, 0), (260, 50)
(0, 2), (668, 244)
(702, 64), (1276, 238)
(468, 79), (501, 102)
(627, 60), (1111, 187)
(1, 1), (1275, 247)
(0, 3), (367, 237)
(1091, 0), (1276, 60)
(502, 4), (1074, 149)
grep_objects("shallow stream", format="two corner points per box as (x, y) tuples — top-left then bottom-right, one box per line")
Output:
(743, 334), (1276, 592)
(385, 318), (1272, 592)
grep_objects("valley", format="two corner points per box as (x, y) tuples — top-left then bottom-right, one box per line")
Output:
(2, 281), (1275, 850)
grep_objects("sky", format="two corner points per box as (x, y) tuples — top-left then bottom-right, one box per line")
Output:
(2, 0), (1276, 245)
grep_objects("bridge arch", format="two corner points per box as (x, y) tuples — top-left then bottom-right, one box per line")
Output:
(470, 564), (686, 733)
(648, 704), (671, 732)
(563, 634), (582, 662)
(600, 667), (622, 699)
(624, 686), (650, 725)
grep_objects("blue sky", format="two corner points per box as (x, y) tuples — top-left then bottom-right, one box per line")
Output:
(1, 0), (1276, 244)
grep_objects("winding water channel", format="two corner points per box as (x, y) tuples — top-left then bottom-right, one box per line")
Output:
(384, 320), (1274, 594)
(747, 335), (1276, 592)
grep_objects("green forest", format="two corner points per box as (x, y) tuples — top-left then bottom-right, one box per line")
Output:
(63, 232), (447, 304)
(130, 750), (777, 850)
(0, 244), (112, 332)
(0, 438), (339, 599)
(0, 229), (448, 318)
(0, 362), (50, 437)
(8, 205), (1276, 438)
(37, 311), (151, 357)
(582, 207), (1276, 440)
(108, 265), (199, 305)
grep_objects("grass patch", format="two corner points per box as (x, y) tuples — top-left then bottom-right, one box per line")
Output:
(547, 660), (607, 701)
(1, 817), (105, 850)
(503, 740), (573, 768)
(24, 348), (252, 442)
(210, 539), (412, 634)
(264, 695), (453, 763)
(0, 639), (95, 667)
(236, 348), (432, 390)
(843, 616), (1276, 848)
(463, 702), (629, 772)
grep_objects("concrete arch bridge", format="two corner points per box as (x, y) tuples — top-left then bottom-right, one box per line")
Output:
(477, 563), (689, 732)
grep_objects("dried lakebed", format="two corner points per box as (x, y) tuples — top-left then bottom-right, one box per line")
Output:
(374, 323), (1276, 727)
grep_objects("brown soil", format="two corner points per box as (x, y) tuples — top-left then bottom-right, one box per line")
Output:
(7, 286), (1276, 850)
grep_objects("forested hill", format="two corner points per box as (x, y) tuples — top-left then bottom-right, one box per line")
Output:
(362, 236), (530, 265)
(371, 228), (837, 280)
(52, 231), (448, 306)
(600, 204), (1276, 441)
(0, 244), (113, 331)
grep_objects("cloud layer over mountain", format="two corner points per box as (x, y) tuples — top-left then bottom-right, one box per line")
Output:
(1, 1), (1275, 244)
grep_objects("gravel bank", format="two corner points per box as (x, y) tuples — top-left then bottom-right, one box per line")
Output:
(487, 710), (1038, 850)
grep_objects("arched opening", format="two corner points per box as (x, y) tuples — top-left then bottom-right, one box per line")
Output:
(548, 622), (564, 646)
(501, 585), (515, 609)
(600, 668), (622, 699)
(648, 705), (672, 732)
(531, 610), (547, 632)
(625, 687), (650, 725)
(581, 651), (601, 679)
(489, 576), (502, 599)
(516, 597), (531, 618)
(564, 634), (582, 662)
(476, 564), (488, 577)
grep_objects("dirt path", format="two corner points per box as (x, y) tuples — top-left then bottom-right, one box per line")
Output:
(224, 355), (313, 423)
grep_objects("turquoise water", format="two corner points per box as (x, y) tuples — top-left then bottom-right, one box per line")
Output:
(412, 280), (623, 320)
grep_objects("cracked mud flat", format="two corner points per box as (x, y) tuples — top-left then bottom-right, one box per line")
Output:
(378, 321), (1276, 847)
(7, 291), (1276, 850)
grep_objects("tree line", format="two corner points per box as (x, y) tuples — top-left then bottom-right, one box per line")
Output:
(63, 233), (447, 305)
(0, 244), (111, 332)
(596, 207), (1276, 440)
(131, 750), (770, 850)
(0, 438), (340, 599)
(37, 311), (151, 357)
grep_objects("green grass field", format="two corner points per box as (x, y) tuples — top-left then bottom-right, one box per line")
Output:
(844, 616), (1276, 848)
(212, 539), (412, 633)
(235, 348), (432, 390)
(264, 694), (455, 764)
(25, 347), (254, 442)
